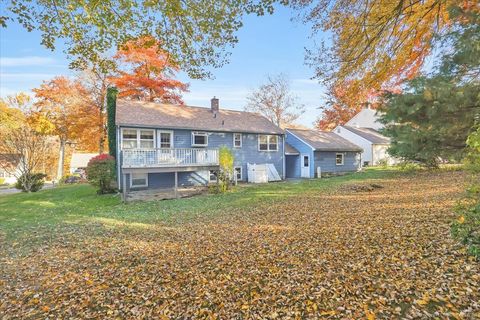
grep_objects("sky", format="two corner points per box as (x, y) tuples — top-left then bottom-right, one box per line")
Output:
(0, 5), (328, 127)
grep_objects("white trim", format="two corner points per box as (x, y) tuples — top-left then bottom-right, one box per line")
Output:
(234, 166), (243, 181)
(285, 130), (315, 151)
(258, 134), (279, 152)
(157, 130), (174, 148)
(191, 131), (208, 147)
(335, 153), (345, 166)
(130, 172), (148, 188)
(121, 128), (155, 150)
(116, 126), (121, 190)
(233, 133), (242, 148)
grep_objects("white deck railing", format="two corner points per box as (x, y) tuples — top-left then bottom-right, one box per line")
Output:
(122, 148), (219, 168)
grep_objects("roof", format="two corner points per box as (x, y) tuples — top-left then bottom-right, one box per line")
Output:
(70, 153), (99, 168)
(287, 129), (363, 152)
(343, 126), (390, 144)
(285, 143), (300, 155)
(116, 100), (284, 134)
(345, 108), (384, 130)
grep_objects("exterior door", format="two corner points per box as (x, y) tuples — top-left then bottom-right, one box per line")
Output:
(301, 154), (310, 178)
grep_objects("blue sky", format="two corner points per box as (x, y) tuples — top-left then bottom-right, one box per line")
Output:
(0, 6), (327, 127)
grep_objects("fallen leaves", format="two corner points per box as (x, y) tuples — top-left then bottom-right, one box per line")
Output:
(0, 171), (479, 319)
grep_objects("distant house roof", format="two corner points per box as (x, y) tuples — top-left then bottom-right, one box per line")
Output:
(70, 153), (99, 169)
(285, 143), (300, 155)
(116, 100), (284, 134)
(287, 129), (363, 152)
(343, 126), (390, 144)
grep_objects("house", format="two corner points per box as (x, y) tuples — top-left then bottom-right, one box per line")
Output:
(70, 153), (99, 175)
(334, 108), (396, 166)
(0, 154), (21, 185)
(285, 129), (362, 178)
(115, 97), (285, 194)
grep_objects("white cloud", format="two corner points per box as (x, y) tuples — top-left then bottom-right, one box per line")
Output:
(0, 56), (56, 67)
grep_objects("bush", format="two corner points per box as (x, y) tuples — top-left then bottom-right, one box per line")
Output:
(0, 178), (5, 185)
(209, 147), (235, 194)
(86, 154), (116, 194)
(15, 173), (47, 192)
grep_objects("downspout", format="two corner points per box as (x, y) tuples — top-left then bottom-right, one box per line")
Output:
(116, 126), (121, 190)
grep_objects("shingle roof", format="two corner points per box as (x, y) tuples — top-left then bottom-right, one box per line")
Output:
(285, 143), (300, 155)
(343, 126), (390, 144)
(287, 129), (363, 152)
(116, 100), (284, 134)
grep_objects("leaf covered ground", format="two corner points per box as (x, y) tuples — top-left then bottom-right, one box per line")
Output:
(0, 170), (479, 319)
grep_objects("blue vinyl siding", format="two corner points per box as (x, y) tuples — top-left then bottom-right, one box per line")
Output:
(118, 126), (284, 189)
(285, 131), (314, 178)
(285, 155), (300, 178)
(314, 151), (360, 175)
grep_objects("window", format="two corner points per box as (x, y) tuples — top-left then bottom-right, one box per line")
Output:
(303, 155), (309, 167)
(234, 166), (242, 181)
(233, 133), (242, 148)
(159, 131), (173, 148)
(209, 170), (217, 182)
(131, 173), (148, 187)
(258, 135), (278, 151)
(192, 132), (208, 147)
(336, 153), (344, 166)
(122, 128), (155, 149)
(139, 130), (154, 148)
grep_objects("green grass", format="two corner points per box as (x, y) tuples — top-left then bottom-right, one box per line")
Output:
(0, 168), (398, 238)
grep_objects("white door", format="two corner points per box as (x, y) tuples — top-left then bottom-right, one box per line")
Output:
(301, 154), (310, 178)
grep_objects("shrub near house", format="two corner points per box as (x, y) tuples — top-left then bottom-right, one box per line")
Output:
(86, 154), (116, 194)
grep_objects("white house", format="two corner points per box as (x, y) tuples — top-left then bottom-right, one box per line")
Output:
(70, 153), (99, 174)
(0, 154), (21, 185)
(334, 108), (397, 166)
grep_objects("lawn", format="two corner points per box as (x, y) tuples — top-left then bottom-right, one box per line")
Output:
(0, 169), (479, 318)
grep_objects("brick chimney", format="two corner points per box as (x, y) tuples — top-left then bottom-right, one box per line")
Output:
(211, 96), (219, 113)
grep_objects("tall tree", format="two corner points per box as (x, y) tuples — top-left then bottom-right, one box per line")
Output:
(2, 1), (280, 78)
(245, 74), (305, 128)
(78, 63), (113, 153)
(33, 77), (97, 179)
(110, 36), (189, 104)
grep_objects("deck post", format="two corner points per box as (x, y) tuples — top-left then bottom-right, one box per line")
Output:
(174, 171), (178, 198)
(122, 173), (127, 203)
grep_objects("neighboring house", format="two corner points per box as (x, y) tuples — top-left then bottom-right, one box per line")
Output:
(344, 107), (383, 130)
(115, 97), (285, 193)
(285, 129), (362, 178)
(70, 153), (100, 175)
(0, 154), (21, 185)
(334, 108), (397, 166)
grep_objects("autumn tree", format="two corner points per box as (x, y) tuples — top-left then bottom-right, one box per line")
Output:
(245, 74), (305, 128)
(2, 1), (281, 78)
(109, 36), (189, 104)
(33, 77), (98, 179)
(291, 0), (459, 98)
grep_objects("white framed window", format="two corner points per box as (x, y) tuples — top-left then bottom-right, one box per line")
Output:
(233, 133), (242, 148)
(130, 173), (148, 187)
(158, 130), (173, 148)
(336, 153), (344, 166)
(192, 131), (208, 147)
(209, 170), (217, 182)
(258, 135), (278, 151)
(121, 128), (155, 149)
(234, 166), (242, 181)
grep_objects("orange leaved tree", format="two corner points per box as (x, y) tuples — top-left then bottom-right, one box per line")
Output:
(110, 36), (189, 104)
(33, 77), (99, 179)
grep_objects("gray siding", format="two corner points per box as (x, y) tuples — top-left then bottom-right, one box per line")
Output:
(313, 151), (360, 175)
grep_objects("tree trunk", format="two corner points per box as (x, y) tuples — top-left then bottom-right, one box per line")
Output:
(57, 139), (66, 180)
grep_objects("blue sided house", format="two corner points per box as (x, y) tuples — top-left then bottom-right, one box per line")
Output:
(285, 128), (363, 178)
(115, 97), (285, 193)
